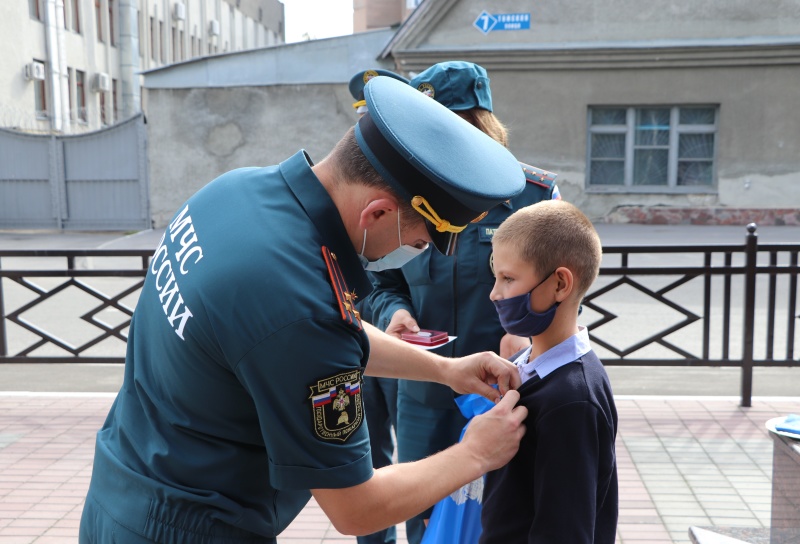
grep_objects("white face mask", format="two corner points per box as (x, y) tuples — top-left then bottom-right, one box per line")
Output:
(359, 209), (427, 272)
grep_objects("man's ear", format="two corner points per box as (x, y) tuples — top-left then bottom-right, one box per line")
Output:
(358, 197), (398, 229)
(554, 266), (574, 302)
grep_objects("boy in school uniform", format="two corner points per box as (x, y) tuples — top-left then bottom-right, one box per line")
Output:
(480, 200), (618, 543)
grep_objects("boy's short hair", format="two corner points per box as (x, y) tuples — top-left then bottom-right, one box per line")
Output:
(493, 200), (602, 299)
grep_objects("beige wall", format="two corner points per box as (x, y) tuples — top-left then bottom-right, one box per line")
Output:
(145, 0), (800, 225)
(145, 51), (800, 226)
(484, 64), (800, 221)
(146, 84), (357, 226)
(381, 0), (800, 221)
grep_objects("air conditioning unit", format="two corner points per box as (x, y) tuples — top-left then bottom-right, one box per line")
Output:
(24, 62), (46, 81)
(173, 1), (186, 21)
(208, 19), (220, 36)
(92, 72), (111, 92)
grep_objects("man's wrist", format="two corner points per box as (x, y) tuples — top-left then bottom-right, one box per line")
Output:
(426, 352), (452, 387)
(449, 440), (489, 480)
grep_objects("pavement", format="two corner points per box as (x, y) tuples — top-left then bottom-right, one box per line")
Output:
(1, 225), (799, 544)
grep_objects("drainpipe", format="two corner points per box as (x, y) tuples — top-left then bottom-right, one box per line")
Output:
(44, 0), (68, 132)
(118, 0), (141, 118)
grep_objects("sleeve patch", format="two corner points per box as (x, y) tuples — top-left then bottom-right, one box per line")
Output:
(308, 369), (364, 442)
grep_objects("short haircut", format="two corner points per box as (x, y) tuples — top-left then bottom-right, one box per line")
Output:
(493, 200), (602, 299)
(326, 126), (419, 225)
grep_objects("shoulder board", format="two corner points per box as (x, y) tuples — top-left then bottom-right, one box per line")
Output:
(520, 162), (558, 190)
(321, 246), (363, 331)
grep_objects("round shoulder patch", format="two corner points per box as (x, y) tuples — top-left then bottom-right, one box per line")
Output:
(417, 82), (435, 99)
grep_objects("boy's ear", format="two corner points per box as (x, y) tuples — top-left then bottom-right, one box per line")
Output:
(553, 266), (574, 302)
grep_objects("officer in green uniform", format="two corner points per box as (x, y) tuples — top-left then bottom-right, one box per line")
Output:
(79, 76), (529, 543)
(348, 67), (409, 544)
(367, 61), (561, 544)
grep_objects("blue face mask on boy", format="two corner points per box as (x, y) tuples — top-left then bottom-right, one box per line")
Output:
(493, 270), (559, 337)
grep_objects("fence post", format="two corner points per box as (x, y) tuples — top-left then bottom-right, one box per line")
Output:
(0, 262), (6, 357)
(741, 223), (757, 408)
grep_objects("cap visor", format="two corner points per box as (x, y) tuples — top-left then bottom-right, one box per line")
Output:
(427, 224), (458, 256)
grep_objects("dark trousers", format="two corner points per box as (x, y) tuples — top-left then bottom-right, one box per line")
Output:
(396, 387), (467, 544)
(357, 376), (399, 544)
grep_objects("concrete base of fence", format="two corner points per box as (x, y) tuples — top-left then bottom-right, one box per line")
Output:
(688, 526), (769, 544)
(604, 207), (800, 226)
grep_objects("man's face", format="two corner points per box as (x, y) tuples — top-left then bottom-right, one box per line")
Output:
(362, 209), (430, 260)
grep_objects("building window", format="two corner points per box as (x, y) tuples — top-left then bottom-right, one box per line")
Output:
(159, 21), (166, 62)
(112, 78), (118, 122)
(72, 0), (81, 33)
(229, 5), (235, 49)
(150, 17), (156, 61)
(67, 68), (74, 119)
(33, 60), (47, 119)
(138, 10), (144, 57)
(179, 29), (185, 59)
(587, 106), (718, 191)
(76, 70), (87, 121)
(29, 0), (42, 21)
(108, 0), (116, 46)
(95, 0), (104, 42)
(100, 90), (107, 125)
(172, 26), (179, 62)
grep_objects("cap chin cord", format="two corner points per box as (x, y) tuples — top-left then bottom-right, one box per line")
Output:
(352, 100), (367, 110)
(411, 196), (467, 234)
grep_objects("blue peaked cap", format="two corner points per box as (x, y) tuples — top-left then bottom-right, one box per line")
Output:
(348, 69), (409, 111)
(354, 77), (524, 255)
(409, 61), (493, 112)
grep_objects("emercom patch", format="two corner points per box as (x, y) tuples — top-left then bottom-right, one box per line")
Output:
(308, 369), (363, 442)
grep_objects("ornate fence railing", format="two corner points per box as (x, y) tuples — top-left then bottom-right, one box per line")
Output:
(0, 225), (798, 406)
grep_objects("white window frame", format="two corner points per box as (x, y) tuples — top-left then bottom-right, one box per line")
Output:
(586, 105), (719, 194)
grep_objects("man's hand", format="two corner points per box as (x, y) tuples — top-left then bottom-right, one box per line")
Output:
(499, 333), (531, 360)
(385, 309), (420, 339)
(443, 351), (522, 401)
(460, 391), (527, 473)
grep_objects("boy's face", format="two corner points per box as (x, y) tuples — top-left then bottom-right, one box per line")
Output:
(490, 241), (554, 312)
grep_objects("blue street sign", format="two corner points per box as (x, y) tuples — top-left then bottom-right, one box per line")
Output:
(474, 11), (531, 34)
(473, 11), (497, 34)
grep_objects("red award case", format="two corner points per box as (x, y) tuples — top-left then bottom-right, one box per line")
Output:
(401, 329), (449, 347)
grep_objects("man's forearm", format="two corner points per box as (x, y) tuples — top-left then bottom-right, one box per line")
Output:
(312, 440), (483, 536)
(362, 321), (447, 383)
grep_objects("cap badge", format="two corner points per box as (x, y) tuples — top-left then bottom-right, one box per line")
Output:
(308, 369), (364, 442)
(417, 82), (435, 99)
(363, 70), (379, 84)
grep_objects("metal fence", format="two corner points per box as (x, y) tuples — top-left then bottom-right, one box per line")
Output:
(0, 225), (798, 406)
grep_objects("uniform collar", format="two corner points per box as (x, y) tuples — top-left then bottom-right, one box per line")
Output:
(280, 151), (373, 299)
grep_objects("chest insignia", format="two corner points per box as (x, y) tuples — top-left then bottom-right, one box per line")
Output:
(322, 246), (362, 331)
(308, 369), (364, 442)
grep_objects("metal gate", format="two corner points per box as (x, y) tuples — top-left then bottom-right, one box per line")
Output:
(0, 114), (150, 230)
